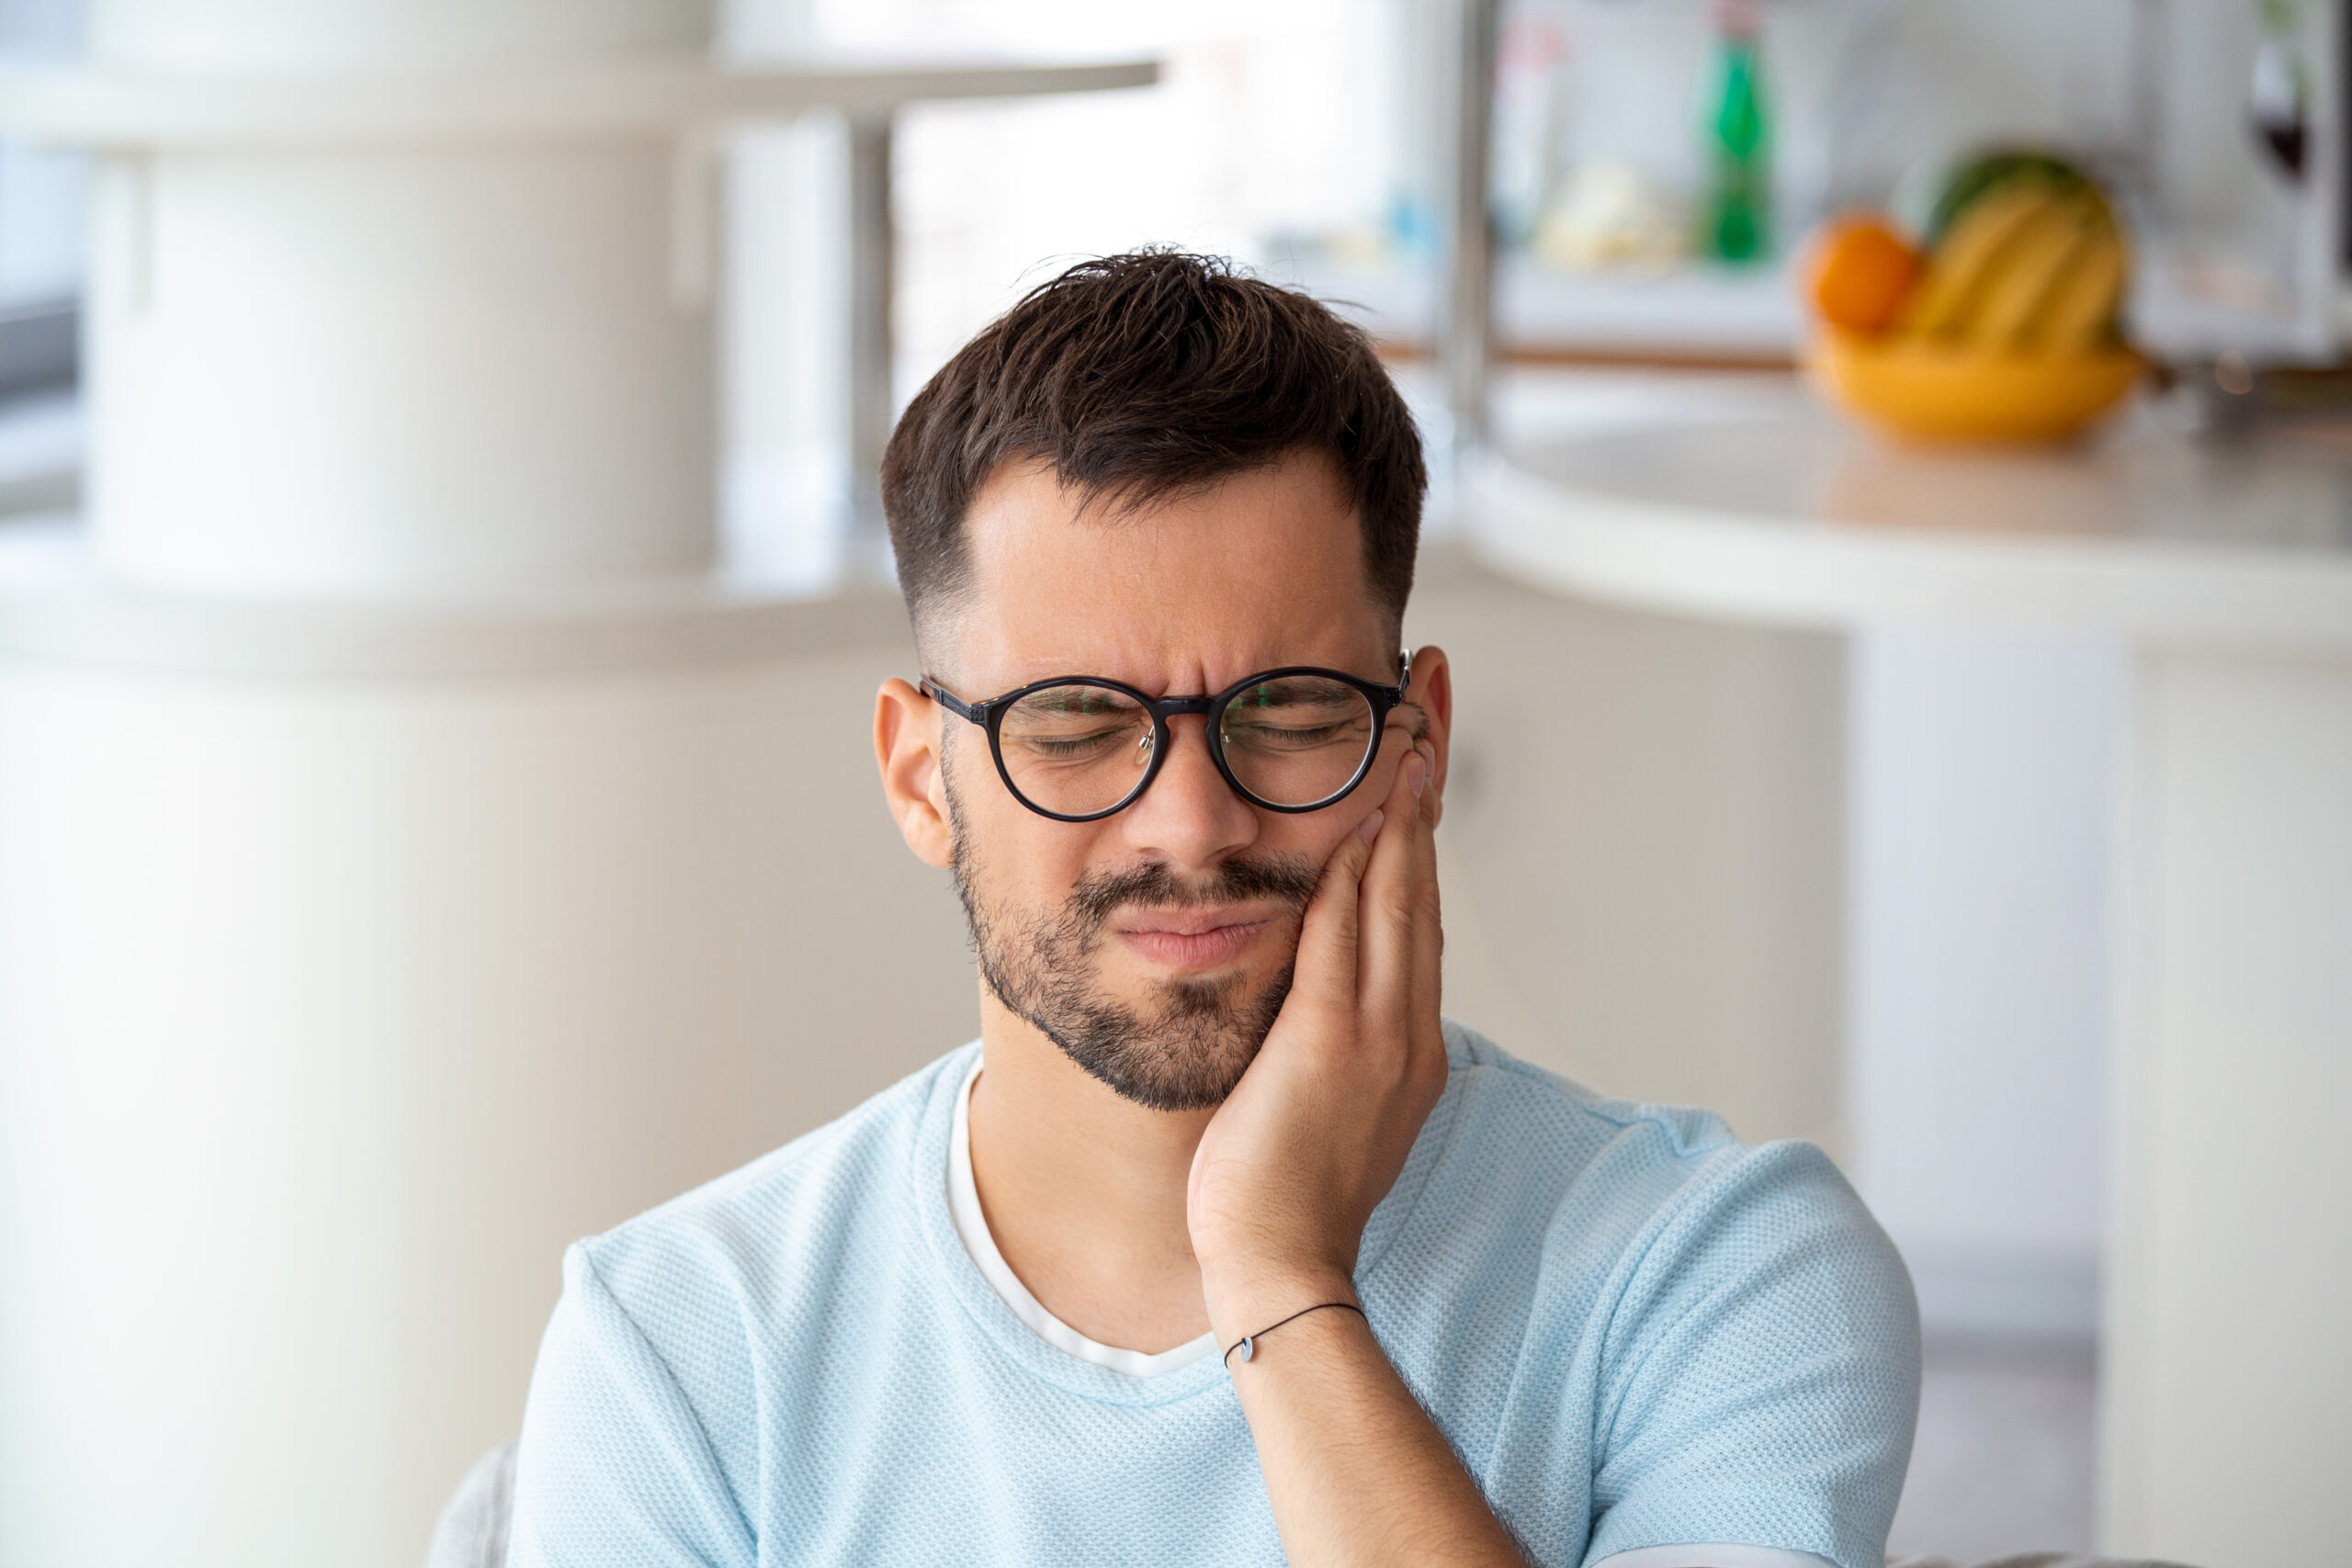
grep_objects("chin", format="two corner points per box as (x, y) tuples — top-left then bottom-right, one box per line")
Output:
(1112, 944), (1279, 997)
(1035, 960), (1296, 1114)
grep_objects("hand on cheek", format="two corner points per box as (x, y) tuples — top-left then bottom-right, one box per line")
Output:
(1185, 725), (1448, 1339)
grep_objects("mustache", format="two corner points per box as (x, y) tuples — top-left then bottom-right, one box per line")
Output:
(1068, 853), (1321, 932)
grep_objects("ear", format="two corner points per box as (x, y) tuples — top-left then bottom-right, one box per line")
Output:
(1402, 645), (1454, 826)
(875, 678), (956, 869)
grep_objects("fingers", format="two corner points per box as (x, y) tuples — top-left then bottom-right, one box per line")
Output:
(1290, 804), (1381, 1009)
(1355, 736), (1433, 1031)
(1405, 738), (1443, 1048)
(1284, 729), (1444, 1048)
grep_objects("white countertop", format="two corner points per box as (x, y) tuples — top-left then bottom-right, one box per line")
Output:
(1466, 374), (2352, 653)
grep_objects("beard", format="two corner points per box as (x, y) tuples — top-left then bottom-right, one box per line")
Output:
(945, 772), (1319, 1111)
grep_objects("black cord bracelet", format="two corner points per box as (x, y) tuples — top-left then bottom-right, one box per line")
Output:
(1221, 1301), (1366, 1367)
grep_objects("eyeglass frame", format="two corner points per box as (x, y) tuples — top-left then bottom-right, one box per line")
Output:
(920, 649), (1415, 823)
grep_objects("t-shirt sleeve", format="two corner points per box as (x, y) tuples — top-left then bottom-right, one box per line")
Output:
(506, 1243), (757, 1568)
(1580, 1141), (1920, 1568)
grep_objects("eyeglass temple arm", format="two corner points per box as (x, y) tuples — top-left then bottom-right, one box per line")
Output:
(918, 677), (986, 725)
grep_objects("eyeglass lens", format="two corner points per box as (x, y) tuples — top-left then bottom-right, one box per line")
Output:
(997, 684), (1157, 818)
(1216, 675), (1378, 808)
(994, 677), (1378, 817)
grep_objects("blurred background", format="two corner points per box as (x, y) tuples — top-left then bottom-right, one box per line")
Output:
(0, 3), (2345, 1566)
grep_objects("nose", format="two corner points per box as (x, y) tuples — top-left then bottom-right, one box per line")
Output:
(1116, 715), (1260, 870)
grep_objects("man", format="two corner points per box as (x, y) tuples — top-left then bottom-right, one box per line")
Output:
(510, 252), (1918, 1567)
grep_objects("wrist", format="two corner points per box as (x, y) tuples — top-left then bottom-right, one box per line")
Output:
(1201, 1262), (1360, 1345)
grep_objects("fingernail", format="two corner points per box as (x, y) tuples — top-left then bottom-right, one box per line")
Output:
(1405, 752), (1429, 799)
(1356, 808), (1385, 844)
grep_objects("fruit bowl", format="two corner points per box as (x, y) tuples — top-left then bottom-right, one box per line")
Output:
(1809, 330), (2146, 445)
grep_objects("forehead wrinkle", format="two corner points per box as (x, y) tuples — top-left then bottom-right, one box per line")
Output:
(945, 451), (1385, 694)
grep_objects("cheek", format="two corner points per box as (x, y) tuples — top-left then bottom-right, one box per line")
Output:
(1335, 727), (1414, 831)
(1259, 808), (1360, 887)
(951, 767), (1104, 902)
(1306, 743), (1404, 857)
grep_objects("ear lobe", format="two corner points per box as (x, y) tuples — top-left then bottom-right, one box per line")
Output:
(875, 678), (956, 869)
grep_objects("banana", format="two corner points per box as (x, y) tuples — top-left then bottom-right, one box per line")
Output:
(1970, 200), (2098, 344)
(1896, 182), (2065, 338)
(2026, 224), (2128, 346)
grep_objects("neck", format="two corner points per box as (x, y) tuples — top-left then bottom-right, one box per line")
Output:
(965, 985), (1216, 1353)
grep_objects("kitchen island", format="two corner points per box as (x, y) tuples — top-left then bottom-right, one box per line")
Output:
(1467, 380), (2352, 1568)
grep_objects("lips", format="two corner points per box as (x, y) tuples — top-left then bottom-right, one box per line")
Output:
(1112, 907), (1277, 971)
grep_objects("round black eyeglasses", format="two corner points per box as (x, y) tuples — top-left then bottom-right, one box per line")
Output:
(922, 651), (1413, 823)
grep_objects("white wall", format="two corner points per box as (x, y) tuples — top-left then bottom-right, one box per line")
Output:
(1418, 545), (1849, 1146)
(0, 622), (978, 1567)
(1847, 629), (2127, 1341)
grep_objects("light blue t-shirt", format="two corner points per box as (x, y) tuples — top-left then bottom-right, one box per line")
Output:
(509, 1023), (1919, 1568)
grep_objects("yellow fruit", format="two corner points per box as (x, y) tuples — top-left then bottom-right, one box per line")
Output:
(1898, 183), (2065, 337)
(1803, 213), (1923, 333)
(2028, 225), (2129, 346)
(1970, 200), (2099, 344)
(1810, 330), (2145, 444)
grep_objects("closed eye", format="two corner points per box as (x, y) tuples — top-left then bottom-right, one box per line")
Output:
(1015, 728), (1135, 760)
(1225, 719), (1361, 750)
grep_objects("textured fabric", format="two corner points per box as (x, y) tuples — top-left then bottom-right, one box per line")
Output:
(508, 1022), (1920, 1568)
(948, 1054), (1219, 1377)
(427, 1439), (515, 1568)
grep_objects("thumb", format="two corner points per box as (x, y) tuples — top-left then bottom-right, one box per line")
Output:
(1291, 808), (1382, 1006)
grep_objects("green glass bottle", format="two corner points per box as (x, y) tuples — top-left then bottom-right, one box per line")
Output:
(1702, 2), (1771, 264)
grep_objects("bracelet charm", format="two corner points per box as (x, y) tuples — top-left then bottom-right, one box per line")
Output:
(1221, 1301), (1366, 1368)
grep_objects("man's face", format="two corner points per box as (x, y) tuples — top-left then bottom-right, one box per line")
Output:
(922, 450), (1423, 1111)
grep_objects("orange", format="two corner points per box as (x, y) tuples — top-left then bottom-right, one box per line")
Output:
(1803, 213), (1923, 334)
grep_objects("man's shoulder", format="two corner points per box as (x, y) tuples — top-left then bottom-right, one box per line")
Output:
(1442, 1021), (1737, 1149)
(1427, 1033), (1916, 1568)
(571, 1043), (974, 1316)
(1433, 1020), (1746, 1190)
(1425, 1021), (1881, 1274)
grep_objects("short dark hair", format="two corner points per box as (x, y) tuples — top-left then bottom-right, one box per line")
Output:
(880, 250), (1425, 654)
